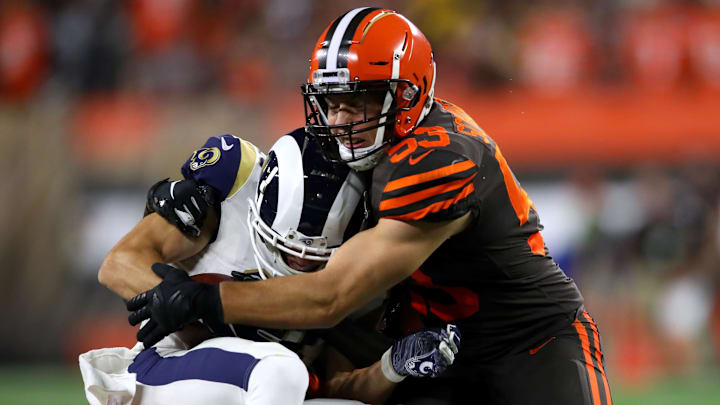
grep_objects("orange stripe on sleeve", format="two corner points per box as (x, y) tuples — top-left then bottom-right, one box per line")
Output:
(528, 231), (546, 256)
(385, 182), (474, 221)
(583, 313), (613, 405)
(494, 145), (533, 225)
(384, 160), (476, 192)
(573, 319), (602, 405)
(380, 173), (476, 211)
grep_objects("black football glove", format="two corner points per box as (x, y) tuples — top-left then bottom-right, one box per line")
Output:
(144, 179), (215, 237)
(381, 324), (461, 382)
(127, 263), (224, 348)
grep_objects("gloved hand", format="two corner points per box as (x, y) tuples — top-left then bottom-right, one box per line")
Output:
(144, 179), (214, 237)
(381, 324), (461, 382)
(127, 263), (223, 348)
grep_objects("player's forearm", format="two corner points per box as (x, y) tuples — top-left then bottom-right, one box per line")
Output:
(99, 213), (215, 300)
(220, 221), (447, 328)
(322, 361), (396, 405)
(219, 271), (341, 328)
(219, 226), (412, 328)
(99, 246), (163, 300)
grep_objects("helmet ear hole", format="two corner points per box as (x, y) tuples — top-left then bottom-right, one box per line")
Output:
(401, 85), (418, 102)
(395, 83), (419, 111)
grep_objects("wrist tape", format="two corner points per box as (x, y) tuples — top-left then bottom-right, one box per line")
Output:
(380, 348), (406, 383)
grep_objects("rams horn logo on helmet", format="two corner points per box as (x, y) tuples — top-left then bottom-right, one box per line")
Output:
(189, 147), (221, 171)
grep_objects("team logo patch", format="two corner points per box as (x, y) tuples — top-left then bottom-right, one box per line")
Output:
(189, 147), (221, 171)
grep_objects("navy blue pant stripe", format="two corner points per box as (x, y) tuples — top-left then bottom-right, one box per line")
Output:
(129, 347), (260, 390)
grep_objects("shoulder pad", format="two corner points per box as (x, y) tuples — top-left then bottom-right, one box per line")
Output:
(181, 135), (260, 201)
(377, 145), (478, 222)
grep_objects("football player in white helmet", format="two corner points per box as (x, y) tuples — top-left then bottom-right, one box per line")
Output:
(127, 7), (610, 405)
(80, 129), (460, 405)
(246, 132), (366, 279)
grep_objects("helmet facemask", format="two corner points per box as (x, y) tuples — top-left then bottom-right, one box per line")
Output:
(303, 77), (421, 171)
(304, 8), (437, 169)
(246, 132), (365, 279)
(247, 196), (333, 279)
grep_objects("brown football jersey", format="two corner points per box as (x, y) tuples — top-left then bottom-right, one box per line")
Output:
(370, 99), (584, 360)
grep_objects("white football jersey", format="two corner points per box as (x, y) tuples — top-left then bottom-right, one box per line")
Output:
(176, 134), (266, 278)
(79, 133), (373, 405)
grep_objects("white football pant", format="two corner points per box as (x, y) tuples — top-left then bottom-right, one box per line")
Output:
(79, 334), (366, 405)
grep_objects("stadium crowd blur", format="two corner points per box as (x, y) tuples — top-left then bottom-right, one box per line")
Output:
(1, 0), (718, 389)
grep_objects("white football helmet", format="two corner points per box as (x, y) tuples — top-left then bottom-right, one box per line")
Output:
(247, 129), (366, 278)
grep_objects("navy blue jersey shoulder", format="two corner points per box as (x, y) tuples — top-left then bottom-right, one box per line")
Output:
(181, 134), (247, 201)
(180, 130), (306, 204)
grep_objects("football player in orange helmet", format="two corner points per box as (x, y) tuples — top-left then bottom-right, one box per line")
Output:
(129, 8), (612, 405)
(302, 8), (435, 171)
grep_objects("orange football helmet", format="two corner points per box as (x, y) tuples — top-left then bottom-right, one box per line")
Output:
(302, 8), (436, 170)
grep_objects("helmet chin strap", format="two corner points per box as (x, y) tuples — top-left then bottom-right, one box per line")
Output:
(337, 123), (387, 171)
(342, 144), (387, 171)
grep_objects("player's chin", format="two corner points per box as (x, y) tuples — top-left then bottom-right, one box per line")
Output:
(295, 265), (323, 273)
(287, 261), (324, 273)
(341, 129), (376, 148)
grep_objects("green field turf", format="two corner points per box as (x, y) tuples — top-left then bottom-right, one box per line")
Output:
(0, 365), (718, 404)
(0, 366), (86, 405)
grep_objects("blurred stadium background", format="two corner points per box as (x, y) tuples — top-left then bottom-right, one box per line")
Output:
(1, 0), (719, 403)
